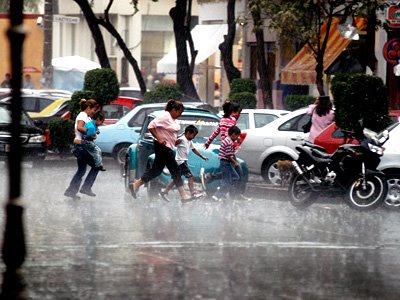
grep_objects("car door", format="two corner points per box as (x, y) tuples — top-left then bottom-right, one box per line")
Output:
(278, 113), (309, 150)
(136, 116), (156, 176)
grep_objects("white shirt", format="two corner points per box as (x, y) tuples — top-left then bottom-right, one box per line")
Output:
(74, 111), (91, 142)
(175, 135), (194, 165)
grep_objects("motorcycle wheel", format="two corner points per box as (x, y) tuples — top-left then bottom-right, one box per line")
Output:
(346, 174), (387, 210)
(289, 174), (316, 208)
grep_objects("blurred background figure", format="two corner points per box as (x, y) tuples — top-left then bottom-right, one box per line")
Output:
(120, 76), (129, 87)
(0, 73), (11, 88)
(23, 74), (35, 89)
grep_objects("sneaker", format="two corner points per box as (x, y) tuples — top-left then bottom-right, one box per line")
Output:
(159, 190), (170, 202)
(80, 189), (96, 197)
(212, 195), (222, 202)
(192, 191), (204, 199)
(96, 165), (106, 171)
(237, 194), (252, 201)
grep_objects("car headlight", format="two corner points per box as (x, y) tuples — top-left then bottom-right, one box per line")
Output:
(29, 134), (46, 143)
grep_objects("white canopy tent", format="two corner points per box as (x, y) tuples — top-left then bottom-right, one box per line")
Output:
(157, 24), (228, 74)
(52, 56), (101, 91)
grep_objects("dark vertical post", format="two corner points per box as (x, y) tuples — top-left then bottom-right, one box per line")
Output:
(42, 0), (53, 88)
(2, 0), (26, 271)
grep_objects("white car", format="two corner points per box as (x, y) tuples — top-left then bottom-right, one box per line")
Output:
(237, 108), (309, 184)
(236, 109), (289, 130)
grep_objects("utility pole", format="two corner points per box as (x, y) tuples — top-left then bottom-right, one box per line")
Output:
(42, 0), (53, 88)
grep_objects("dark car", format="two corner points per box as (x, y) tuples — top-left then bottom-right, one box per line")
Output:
(0, 102), (47, 161)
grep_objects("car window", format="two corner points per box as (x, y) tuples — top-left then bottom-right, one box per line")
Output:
(141, 116), (154, 139)
(129, 107), (162, 127)
(21, 97), (36, 112)
(119, 90), (142, 99)
(254, 113), (278, 128)
(103, 104), (123, 119)
(0, 105), (32, 126)
(278, 114), (308, 132)
(237, 113), (249, 130)
(38, 98), (53, 111)
(178, 116), (220, 140)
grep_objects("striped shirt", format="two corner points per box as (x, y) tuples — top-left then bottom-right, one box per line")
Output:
(218, 136), (235, 161)
(205, 115), (237, 148)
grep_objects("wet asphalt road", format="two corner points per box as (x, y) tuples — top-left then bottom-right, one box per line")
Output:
(1, 158), (400, 299)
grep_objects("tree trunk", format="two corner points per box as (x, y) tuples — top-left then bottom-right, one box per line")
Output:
(170, 0), (200, 101)
(73, 0), (110, 68)
(98, 1), (147, 96)
(366, 13), (377, 74)
(219, 0), (241, 84)
(251, 5), (272, 108)
(42, 0), (53, 88)
(315, 54), (325, 96)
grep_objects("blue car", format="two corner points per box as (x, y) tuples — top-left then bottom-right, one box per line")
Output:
(124, 108), (248, 197)
(96, 102), (218, 164)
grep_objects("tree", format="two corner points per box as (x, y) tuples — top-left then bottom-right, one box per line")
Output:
(260, 0), (386, 95)
(250, 0), (272, 108)
(170, 0), (200, 101)
(218, 0), (241, 84)
(0, 0), (40, 13)
(72, 0), (111, 68)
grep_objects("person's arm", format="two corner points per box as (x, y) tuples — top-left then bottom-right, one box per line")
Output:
(204, 125), (221, 149)
(149, 127), (166, 145)
(77, 120), (87, 134)
(192, 148), (208, 160)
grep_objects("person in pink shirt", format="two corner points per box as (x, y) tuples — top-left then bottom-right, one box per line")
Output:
(307, 95), (335, 143)
(130, 99), (192, 201)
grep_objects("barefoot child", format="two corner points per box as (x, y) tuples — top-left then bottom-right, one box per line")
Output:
(82, 110), (106, 171)
(159, 125), (208, 201)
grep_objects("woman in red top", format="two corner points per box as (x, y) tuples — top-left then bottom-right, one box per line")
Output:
(130, 99), (192, 201)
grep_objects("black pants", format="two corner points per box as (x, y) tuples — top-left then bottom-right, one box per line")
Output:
(141, 141), (183, 188)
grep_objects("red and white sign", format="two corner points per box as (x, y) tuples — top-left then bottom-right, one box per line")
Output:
(386, 5), (400, 28)
(383, 38), (400, 65)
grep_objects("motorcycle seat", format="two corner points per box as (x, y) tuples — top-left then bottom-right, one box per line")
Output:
(300, 146), (332, 164)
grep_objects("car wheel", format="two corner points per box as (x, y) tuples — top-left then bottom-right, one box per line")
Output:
(384, 174), (400, 208)
(261, 154), (292, 185)
(113, 143), (131, 165)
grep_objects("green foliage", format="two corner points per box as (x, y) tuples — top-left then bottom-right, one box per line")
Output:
(331, 73), (390, 132)
(69, 90), (96, 121)
(83, 68), (119, 107)
(143, 83), (184, 104)
(229, 92), (257, 109)
(48, 118), (74, 153)
(229, 78), (257, 95)
(284, 95), (316, 111)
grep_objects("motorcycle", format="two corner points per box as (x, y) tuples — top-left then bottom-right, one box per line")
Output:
(289, 127), (389, 210)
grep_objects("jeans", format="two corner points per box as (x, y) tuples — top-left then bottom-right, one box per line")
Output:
(214, 159), (239, 199)
(83, 140), (102, 168)
(141, 141), (183, 188)
(65, 144), (99, 195)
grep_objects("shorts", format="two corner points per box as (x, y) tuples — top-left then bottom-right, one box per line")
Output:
(178, 162), (193, 179)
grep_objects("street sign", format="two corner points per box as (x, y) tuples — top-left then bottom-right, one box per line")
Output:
(53, 15), (80, 24)
(386, 4), (400, 29)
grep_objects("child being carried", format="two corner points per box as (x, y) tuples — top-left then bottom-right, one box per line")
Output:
(83, 111), (106, 171)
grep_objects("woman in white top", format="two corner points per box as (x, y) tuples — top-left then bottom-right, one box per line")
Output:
(64, 99), (99, 199)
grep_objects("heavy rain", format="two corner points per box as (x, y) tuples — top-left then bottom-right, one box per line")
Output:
(1, 158), (400, 299)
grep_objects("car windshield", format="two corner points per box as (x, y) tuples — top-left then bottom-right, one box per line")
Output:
(178, 116), (220, 140)
(0, 105), (32, 126)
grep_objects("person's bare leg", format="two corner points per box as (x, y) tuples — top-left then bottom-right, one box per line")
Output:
(163, 180), (175, 194)
(188, 177), (195, 195)
(132, 178), (144, 193)
(177, 186), (191, 200)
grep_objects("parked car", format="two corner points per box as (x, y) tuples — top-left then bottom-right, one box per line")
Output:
(236, 109), (289, 130)
(236, 108), (309, 184)
(102, 96), (143, 125)
(119, 87), (144, 99)
(124, 108), (248, 196)
(314, 111), (400, 154)
(0, 93), (61, 114)
(29, 98), (71, 130)
(95, 102), (218, 164)
(0, 102), (46, 161)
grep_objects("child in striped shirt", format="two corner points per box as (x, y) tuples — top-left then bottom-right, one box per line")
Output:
(212, 126), (241, 202)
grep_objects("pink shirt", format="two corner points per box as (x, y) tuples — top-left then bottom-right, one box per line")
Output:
(307, 104), (334, 143)
(148, 111), (180, 149)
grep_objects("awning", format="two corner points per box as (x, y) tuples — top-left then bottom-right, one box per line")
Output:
(157, 24), (228, 74)
(280, 17), (365, 85)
